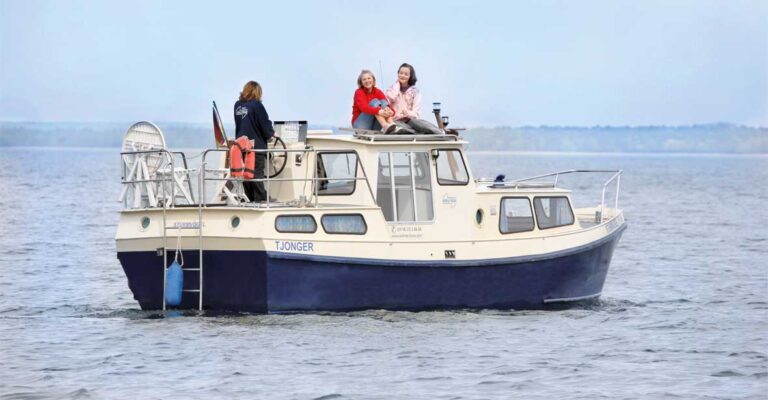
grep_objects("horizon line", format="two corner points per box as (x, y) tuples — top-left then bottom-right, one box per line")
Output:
(0, 120), (765, 130)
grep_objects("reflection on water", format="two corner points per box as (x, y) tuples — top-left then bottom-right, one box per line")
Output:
(0, 148), (766, 399)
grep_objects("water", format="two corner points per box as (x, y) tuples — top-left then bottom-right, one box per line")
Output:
(0, 147), (766, 399)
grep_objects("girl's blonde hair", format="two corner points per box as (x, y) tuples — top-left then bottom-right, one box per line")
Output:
(239, 81), (263, 101)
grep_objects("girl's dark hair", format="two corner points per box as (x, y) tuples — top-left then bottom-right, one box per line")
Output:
(399, 63), (417, 86)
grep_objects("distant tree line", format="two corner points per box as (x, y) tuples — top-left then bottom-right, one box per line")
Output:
(0, 122), (765, 153)
(465, 123), (767, 153)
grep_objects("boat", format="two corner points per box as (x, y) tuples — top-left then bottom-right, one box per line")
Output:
(115, 103), (626, 312)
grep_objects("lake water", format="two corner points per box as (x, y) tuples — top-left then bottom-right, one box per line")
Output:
(0, 147), (766, 399)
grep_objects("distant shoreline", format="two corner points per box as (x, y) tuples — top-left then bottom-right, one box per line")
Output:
(1, 147), (766, 157)
(1, 122), (766, 153)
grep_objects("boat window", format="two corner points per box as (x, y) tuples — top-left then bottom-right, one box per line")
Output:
(533, 197), (575, 229)
(316, 152), (358, 195)
(321, 214), (367, 235)
(376, 152), (434, 222)
(275, 215), (317, 233)
(376, 153), (395, 221)
(499, 197), (535, 234)
(435, 150), (469, 185)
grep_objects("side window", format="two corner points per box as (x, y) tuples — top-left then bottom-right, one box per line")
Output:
(376, 152), (433, 222)
(321, 214), (367, 234)
(534, 197), (574, 229)
(436, 150), (469, 185)
(275, 215), (317, 233)
(499, 198), (534, 233)
(317, 152), (358, 195)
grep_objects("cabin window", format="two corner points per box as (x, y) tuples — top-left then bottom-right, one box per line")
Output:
(435, 150), (469, 185)
(533, 197), (575, 229)
(499, 197), (535, 233)
(376, 152), (434, 222)
(321, 214), (367, 234)
(316, 152), (358, 195)
(275, 215), (317, 233)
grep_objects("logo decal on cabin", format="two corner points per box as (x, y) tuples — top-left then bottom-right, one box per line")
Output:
(390, 225), (423, 238)
(173, 221), (204, 229)
(441, 194), (457, 208)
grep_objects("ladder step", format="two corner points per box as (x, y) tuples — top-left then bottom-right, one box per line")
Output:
(182, 289), (201, 293)
(182, 268), (200, 271)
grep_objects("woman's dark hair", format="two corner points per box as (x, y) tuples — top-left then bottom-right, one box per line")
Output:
(399, 63), (417, 86)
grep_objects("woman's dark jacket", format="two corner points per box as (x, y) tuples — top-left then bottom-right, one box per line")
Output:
(234, 99), (275, 149)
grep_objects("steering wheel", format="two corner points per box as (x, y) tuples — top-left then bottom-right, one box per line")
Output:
(267, 136), (287, 178)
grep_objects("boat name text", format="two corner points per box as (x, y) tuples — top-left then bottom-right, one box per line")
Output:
(275, 240), (315, 252)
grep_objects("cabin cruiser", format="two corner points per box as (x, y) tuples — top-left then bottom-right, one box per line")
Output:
(115, 105), (626, 312)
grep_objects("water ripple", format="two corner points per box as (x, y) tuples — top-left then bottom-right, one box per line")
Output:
(1, 149), (766, 399)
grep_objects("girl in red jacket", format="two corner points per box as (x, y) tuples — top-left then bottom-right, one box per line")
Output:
(351, 70), (395, 133)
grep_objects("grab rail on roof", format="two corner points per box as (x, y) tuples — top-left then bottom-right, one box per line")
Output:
(338, 127), (460, 142)
(477, 169), (623, 223)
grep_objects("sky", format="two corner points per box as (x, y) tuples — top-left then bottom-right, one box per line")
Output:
(1, 0), (766, 127)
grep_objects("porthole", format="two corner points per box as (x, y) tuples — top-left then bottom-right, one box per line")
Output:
(475, 209), (484, 225)
(231, 216), (241, 229)
(140, 216), (150, 230)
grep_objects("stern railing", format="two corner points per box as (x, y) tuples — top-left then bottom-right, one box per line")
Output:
(120, 147), (377, 209)
(477, 169), (622, 223)
(194, 147), (377, 208)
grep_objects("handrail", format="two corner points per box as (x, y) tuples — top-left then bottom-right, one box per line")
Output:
(171, 151), (195, 202)
(199, 146), (377, 208)
(338, 127), (460, 142)
(478, 169), (623, 223)
(120, 149), (177, 209)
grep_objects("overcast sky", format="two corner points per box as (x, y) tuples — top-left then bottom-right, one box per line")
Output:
(1, 0), (766, 127)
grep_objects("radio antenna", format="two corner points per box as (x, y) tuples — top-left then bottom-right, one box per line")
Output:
(378, 60), (384, 81)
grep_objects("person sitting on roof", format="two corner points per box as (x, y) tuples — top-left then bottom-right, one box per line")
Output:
(384, 63), (442, 135)
(351, 70), (396, 133)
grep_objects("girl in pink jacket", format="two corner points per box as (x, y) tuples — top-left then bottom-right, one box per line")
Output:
(385, 63), (442, 135)
(385, 63), (421, 121)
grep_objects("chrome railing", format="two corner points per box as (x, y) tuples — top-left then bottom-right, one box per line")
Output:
(119, 149), (179, 209)
(478, 169), (623, 223)
(197, 147), (377, 208)
(121, 146), (378, 210)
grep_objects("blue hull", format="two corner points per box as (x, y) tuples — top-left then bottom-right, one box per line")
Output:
(117, 225), (625, 312)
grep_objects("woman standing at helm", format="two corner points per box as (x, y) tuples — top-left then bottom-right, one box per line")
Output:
(234, 80), (275, 202)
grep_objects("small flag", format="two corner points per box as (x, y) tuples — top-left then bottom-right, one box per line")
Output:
(212, 101), (228, 147)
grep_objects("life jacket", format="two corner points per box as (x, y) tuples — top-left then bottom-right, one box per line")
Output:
(229, 136), (255, 179)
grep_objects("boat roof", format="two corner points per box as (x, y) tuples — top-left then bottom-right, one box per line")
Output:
(306, 130), (468, 147)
